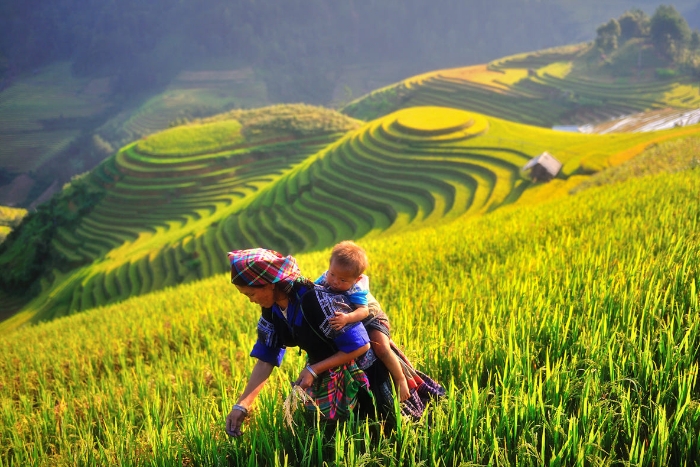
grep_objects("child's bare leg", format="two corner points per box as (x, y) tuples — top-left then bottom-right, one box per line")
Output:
(369, 329), (410, 401)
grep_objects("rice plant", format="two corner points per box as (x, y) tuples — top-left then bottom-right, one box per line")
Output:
(1, 167), (698, 466)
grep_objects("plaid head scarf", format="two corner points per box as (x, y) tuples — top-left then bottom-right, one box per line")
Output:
(228, 248), (303, 294)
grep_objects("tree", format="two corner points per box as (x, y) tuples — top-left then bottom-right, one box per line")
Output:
(595, 19), (621, 52)
(618, 9), (650, 43)
(650, 5), (691, 59)
(691, 31), (700, 52)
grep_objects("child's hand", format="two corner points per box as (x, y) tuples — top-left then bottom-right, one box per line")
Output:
(328, 311), (349, 331)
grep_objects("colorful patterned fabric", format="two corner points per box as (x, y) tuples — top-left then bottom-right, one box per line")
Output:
(228, 248), (302, 293)
(390, 343), (446, 418)
(249, 285), (371, 367)
(304, 361), (370, 420)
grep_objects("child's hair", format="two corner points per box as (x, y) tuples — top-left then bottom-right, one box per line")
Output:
(330, 240), (368, 277)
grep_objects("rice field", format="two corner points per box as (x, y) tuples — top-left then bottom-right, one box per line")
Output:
(95, 68), (269, 149)
(3, 104), (700, 331)
(2, 36), (700, 467)
(0, 165), (698, 466)
(342, 43), (700, 128)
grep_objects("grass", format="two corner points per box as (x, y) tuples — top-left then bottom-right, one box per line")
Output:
(0, 165), (698, 465)
(571, 134), (700, 193)
(136, 120), (245, 156)
(2, 40), (700, 464)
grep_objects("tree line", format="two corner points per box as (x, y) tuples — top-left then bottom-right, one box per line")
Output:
(1, 0), (592, 104)
(595, 5), (700, 74)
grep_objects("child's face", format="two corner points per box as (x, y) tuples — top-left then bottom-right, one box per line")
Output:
(325, 261), (360, 293)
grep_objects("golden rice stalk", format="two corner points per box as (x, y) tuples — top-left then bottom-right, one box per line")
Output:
(282, 384), (319, 434)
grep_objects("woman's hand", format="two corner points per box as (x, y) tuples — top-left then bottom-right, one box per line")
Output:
(225, 360), (274, 437)
(293, 366), (316, 390)
(226, 405), (248, 437)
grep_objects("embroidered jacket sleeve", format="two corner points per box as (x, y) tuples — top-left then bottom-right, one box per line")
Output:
(250, 307), (286, 366)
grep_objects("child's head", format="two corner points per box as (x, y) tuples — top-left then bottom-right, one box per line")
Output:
(325, 241), (368, 293)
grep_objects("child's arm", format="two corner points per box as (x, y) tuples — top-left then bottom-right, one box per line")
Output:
(328, 305), (369, 331)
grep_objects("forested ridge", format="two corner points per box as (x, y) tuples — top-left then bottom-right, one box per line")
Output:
(2, 0), (695, 103)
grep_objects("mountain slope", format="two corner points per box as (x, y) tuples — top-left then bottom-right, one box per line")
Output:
(343, 43), (700, 126)
(2, 103), (700, 331)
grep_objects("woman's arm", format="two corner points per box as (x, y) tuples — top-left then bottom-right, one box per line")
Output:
(294, 343), (370, 389)
(226, 359), (274, 437)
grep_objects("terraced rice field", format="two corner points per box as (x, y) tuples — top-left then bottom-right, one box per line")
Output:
(343, 44), (700, 128)
(96, 67), (268, 148)
(1, 165), (699, 465)
(5, 114), (344, 324)
(5, 103), (700, 330)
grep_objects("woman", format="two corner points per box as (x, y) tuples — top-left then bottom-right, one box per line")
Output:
(225, 248), (441, 437)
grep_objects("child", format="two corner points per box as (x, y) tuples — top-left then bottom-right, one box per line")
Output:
(315, 240), (410, 401)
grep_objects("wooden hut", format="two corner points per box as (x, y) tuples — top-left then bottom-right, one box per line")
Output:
(522, 151), (562, 183)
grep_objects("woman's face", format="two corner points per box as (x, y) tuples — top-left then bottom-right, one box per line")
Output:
(235, 283), (277, 308)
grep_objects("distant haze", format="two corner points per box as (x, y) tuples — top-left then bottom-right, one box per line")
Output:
(2, 0), (700, 210)
(1, 0), (698, 103)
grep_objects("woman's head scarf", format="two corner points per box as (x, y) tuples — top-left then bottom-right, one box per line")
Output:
(228, 248), (303, 294)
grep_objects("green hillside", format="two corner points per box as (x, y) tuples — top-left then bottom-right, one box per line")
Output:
(0, 104), (360, 327)
(96, 67), (270, 151)
(0, 63), (112, 175)
(3, 103), (699, 330)
(4, 4), (700, 211)
(1, 162), (698, 465)
(2, 6), (700, 465)
(343, 42), (700, 125)
(0, 63), (270, 208)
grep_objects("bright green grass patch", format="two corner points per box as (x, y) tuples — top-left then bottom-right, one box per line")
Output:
(663, 84), (700, 107)
(390, 106), (489, 140)
(393, 106), (473, 133)
(136, 120), (244, 156)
